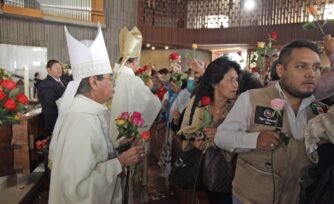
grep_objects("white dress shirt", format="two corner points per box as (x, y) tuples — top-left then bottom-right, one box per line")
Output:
(214, 83), (315, 152)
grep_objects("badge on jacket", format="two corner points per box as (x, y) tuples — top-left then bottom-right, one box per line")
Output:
(254, 106), (283, 127)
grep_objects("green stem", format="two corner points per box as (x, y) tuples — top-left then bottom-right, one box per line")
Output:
(314, 17), (325, 36)
(271, 150), (275, 204)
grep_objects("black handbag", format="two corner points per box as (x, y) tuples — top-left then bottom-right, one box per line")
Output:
(169, 148), (203, 189)
(202, 146), (236, 193)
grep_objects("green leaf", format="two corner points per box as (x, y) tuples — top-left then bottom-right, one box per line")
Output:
(185, 53), (194, 59)
(16, 104), (26, 112)
(8, 88), (20, 98)
(176, 81), (182, 88)
(267, 41), (272, 49)
(250, 55), (257, 64)
(302, 22), (318, 31)
(279, 132), (290, 146)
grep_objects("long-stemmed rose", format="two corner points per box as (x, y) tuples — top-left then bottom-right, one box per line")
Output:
(270, 98), (290, 145)
(141, 131), (150, 142)
(302, 5), (332, 36)
(253, 31), (279, 78)
(270, 32), (278, 41)
(200, 96), (213, 130)
(199, 96), (214, 154)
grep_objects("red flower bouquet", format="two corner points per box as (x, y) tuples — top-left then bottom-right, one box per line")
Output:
(0, 79), (28, 124)
(270, 98), (290, 145)
(135, 67), (151, 83)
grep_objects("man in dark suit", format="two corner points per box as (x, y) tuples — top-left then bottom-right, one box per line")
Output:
(38, 59), (67, 136)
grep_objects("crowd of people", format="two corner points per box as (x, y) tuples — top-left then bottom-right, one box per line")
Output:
(33, 23), (334, 204)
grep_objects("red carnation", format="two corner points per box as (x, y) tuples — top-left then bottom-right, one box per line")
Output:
(4, 98), (16, 111)
(0, 90), (6, 100)
(16, 93), (28, 104)
(270, 32), (278, 41)
(0, 79), (16, 90)
(201, 96), (211, 107)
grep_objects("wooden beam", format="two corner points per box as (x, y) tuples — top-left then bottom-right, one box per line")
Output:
(91, 0), (105, 24)
(2, 5), (43, 19)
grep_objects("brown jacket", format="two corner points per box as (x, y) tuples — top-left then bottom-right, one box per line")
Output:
(233, 87), (315, 204)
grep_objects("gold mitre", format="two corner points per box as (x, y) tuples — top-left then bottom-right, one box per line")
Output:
(119, 26), (143, 66)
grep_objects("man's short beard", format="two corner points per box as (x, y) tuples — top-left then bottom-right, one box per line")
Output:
(279, 79), (313, 99)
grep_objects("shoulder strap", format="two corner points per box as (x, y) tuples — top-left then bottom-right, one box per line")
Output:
(189, 95), (200, 125)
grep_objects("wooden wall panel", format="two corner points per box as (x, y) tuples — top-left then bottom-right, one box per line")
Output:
(140, 23), (334, 47)
(139, 0), (334, 28)
(0, 0), (138, 63)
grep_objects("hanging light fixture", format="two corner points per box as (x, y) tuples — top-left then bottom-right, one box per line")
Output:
(244, 0), (255, 10)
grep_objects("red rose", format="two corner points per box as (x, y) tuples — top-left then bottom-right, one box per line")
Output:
(42, 139), (48, 145)
(169, 52), (181, 60)
(143, 65), (152, 73)
(136, 68), (145, 75)
(141, 131), (150, 141)
(0, 79), (16, 90)
(35, 140), (43, 150)
(250, 67), (258, 73)
(0, 90), (6, 100)
(16, 93), (28, 104)
(270, 32), (278, 41)
(201, 96), (211, 107)
(4, 98), (16, 111)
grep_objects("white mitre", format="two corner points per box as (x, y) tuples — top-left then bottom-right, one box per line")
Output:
(48, 23), (112, 166)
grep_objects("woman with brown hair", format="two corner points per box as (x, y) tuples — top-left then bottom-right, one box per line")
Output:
(177, 57), (240, 204)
